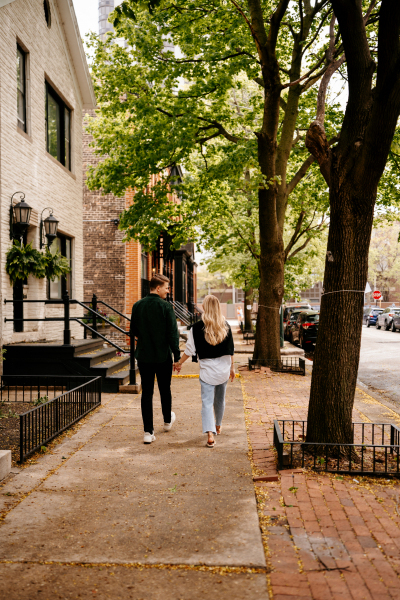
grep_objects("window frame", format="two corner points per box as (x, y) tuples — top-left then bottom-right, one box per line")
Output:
(17, 44), (27, 133)
(47, 233), (73, 299)
(45, 81), (71, 170)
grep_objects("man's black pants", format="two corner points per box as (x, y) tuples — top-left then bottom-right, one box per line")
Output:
(138, 357), (173, 433)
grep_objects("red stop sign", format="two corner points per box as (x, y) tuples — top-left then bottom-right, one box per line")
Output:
(372, 290), (381, 300)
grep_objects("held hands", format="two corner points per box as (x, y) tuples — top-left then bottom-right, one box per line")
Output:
(174, 362), (182, 373)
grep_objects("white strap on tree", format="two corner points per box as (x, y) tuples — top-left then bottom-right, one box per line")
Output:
(322, 290), (365, 296)
(258, 305), (281, 310)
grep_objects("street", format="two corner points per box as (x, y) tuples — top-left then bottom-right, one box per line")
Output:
(358, 324), (400, 406)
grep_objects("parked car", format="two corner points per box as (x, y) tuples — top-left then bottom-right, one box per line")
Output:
(391, 313), (400, 332)
(376, 307), (400, 331)
(364, 308), (383, 327)
(285, 309), (303, 341)
(291, 311), (319, 350)
(283, 303), (311, 331)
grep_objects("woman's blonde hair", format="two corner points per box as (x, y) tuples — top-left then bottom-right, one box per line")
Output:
(202, 295), (228, 346)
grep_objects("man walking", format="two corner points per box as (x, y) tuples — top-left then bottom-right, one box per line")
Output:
(130, 273), (181, 444)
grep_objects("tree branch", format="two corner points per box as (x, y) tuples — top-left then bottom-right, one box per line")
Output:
(287, 154), (315, 195)
(284, 210), (306, 260)
(268, 0), (291, 51)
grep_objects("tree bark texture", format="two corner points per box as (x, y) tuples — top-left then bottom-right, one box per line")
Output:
(306, 0), (400, 444)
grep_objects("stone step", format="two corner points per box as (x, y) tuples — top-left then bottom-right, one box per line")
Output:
(91, 355), (130, 378)
(74, 347), (117, 367)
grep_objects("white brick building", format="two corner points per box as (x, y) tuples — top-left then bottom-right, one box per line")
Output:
(0, 0), (95, 345)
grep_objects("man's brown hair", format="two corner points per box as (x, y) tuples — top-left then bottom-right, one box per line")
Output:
(149, 273), (170, 290)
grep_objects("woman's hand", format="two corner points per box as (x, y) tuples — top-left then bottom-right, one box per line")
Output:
(230, 366), (235, 382)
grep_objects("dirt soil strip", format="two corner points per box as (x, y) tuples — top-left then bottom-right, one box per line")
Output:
(0, 358), (269, 600)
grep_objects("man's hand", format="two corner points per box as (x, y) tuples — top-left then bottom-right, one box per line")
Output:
(230, 367), (235, 382)
(174, 362), (182, 373)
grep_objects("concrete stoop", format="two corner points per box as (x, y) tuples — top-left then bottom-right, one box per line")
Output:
(0, 450), (11, 481)
(119, 383), (142, 394)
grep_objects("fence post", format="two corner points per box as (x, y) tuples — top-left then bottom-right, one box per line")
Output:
(129, 353), (136, 385)
(20, 415), (24, 463)
(63, 291), (71, 345)
(91, 293), (98, 339)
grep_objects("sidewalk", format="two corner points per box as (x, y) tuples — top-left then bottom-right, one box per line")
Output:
(242, 367), (400, 600)
(2, 354), (400, 599)
(0, 356), (268, 599)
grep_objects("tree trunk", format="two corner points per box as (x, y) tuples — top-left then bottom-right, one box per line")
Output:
(254, 184), (285, 363)
(306, 183), (375, 444)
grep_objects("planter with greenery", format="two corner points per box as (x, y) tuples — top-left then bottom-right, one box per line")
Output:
(5, 241), (70, 285)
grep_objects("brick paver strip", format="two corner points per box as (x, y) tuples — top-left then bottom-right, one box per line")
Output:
(240, 367), (400, 599)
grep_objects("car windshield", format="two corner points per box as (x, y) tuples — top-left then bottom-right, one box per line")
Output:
(371, 310), (382, 315)
(305, 314), (319, 322)
(289, 312), (302, 320)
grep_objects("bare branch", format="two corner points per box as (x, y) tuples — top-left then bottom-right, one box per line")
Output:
(287, 154), (315, 195)
(284, 210), (306, 260)
(281, 53), (326, 89)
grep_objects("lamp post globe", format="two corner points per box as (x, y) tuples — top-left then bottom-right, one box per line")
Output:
(43, 213), (59, 248)
(14, 199), (32, 228)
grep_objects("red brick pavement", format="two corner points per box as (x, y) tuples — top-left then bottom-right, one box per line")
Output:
(241, 370), (400, 600)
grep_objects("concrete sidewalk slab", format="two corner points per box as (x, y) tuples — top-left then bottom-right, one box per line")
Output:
(0, 488), (262, 566)
(0, 563), (268, 600)
(0, 362), (268, 598)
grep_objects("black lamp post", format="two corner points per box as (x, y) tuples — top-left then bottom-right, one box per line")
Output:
(40, 208), (59, 249)
(10, 192), (32, 241)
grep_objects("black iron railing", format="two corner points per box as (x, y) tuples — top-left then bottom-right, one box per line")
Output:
(1, 375), (96, 403)
(169, 299), (201, 327)
(4, 293), (137, 386)
(247, 357), (306, 376)
(18, 376), (101, 462)
(274, 419), (400, 476)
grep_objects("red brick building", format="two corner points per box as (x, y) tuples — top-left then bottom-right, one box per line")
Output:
(82, 112), (197, 330)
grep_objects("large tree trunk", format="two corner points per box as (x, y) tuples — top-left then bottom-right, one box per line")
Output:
(254, 185), (285, 363)
(306, 0), (400, 444)
(306, 184), (375, 444)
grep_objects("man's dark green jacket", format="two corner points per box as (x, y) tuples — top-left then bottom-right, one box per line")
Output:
(130, 294), (181, 363)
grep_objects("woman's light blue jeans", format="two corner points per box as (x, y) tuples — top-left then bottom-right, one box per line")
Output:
(200, 378), (228, 434)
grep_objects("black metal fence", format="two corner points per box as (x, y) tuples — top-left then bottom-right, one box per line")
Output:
(274, 419), (400, 476)
(1, 375), (96, 403)
(18, 376), (101, 462)
(248, 357), (306, 376)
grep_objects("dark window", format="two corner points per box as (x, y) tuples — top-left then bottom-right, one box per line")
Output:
(141, 251), (148, 280)
(17, 44), (26, 132)
(48, 233), (72, 299)
(45, 82), (71, 170)
(43, 0), (51, 27)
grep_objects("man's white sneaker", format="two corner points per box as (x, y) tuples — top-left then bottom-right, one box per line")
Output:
(164, 411), (176, 432)
(143, 432), (156, 444)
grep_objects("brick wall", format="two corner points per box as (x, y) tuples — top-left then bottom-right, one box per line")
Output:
(0, 0), (88, 344)
(83, 110), (126, 313)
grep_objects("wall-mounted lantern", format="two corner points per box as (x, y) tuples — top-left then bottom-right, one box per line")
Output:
(10, 192), (32, 241)
(40, 208), (59, 249)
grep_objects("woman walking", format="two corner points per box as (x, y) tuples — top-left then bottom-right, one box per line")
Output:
(176, 295), (235, 447)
